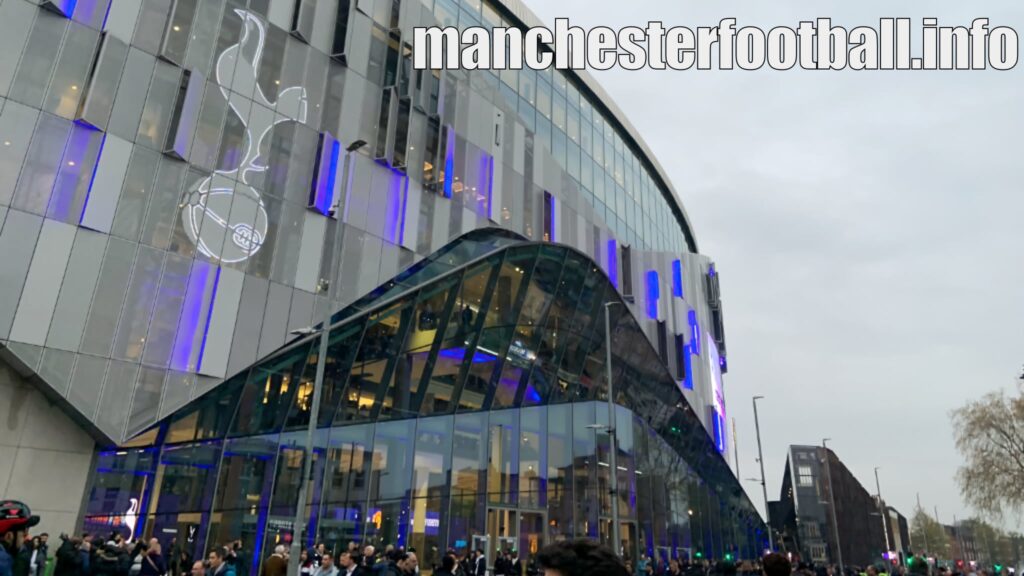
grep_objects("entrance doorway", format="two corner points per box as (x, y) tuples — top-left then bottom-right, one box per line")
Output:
(486, 508), (547, 570)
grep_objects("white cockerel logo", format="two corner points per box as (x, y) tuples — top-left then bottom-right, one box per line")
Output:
(181, 10), (309, 263)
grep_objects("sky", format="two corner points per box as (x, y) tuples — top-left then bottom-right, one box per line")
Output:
(527, 0), (1024, 530)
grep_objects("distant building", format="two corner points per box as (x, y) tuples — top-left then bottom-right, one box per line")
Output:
(773, 445), (892, 567)
(885, 506), (911, 561)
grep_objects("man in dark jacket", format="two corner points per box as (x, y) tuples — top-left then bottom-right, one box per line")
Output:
(93, 544), (123, 576)
(53, 537), (81, 576)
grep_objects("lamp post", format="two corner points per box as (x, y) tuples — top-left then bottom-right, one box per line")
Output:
(752, 395), (773, 551)
(875, 467), (891, 557)
(288, 139), (367, 576)
(604, 301), (621, 557)
(822, 439), (844, 576)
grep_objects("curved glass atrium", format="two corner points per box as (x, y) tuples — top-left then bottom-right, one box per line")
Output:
(84, 234), (767, 571)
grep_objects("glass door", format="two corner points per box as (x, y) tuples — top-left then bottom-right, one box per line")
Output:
(519, 511), (547, 568)
(487, 508), (519, 569)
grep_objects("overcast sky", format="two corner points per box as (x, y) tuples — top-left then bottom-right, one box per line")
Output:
(528, 0), (1024, 529)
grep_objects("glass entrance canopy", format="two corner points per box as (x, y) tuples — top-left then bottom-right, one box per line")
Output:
(83, 232), (767, 572)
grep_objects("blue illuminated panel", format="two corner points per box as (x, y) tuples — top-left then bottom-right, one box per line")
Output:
(688, 310), (700, 356)
(607, 239), (618, 289)
(711, 411), (726, 454)
(672, 259), (684, 298)
(443, 125), (455, 198)
(645, 270), (659, 319)
(309, 131), (341, 216)
(682, 343), (694, 389)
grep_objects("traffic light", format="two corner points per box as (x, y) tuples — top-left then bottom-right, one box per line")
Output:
(695, 552), (703, 559)
(906, 558), (913, 567)
(725, 554), (734, 562)
(995, 565), (1002, 573)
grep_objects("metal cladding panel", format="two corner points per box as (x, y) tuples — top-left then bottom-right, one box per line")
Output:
(79, 134), (132, 233)
(197, 266), (244, 379)
(9, 219), (77, 346)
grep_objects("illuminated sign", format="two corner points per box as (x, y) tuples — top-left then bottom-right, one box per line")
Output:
(707, 332), (726, 453)
(181, 10), (309, 263)
(89, 497), (140, 538)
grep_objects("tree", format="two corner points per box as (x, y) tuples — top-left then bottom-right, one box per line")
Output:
(911, 507), (950, 559)
(951, 380), (1024, 520)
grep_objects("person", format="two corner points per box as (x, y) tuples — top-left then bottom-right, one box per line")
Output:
(510, 552), (522, 576)
(338, 552), (363, 576)
(129, 542), (149, 576)
(535, 540), (628, 576)
(472, 551), (486, 576)
(208, 549), (234, 576)
(668, 560), (683, 576)
(361, 548), (376, 570)
(2, 503), (41, 576)
(190, 562), (206, 576)
(384, 553), (405, 576)
(79, 540), (94, 576)
(259, 546), (287, 576)
(401, 554), (418, 576)
(229, 541), (248, 576)
(139, 540), (164, 576)
(13, 537), (34, 576)
(301, 551), (316, 576)
(435, 556), (457, 576)
(312, 547), (327, 569)
(313, 554), (338, 576)
(637, 556), (649, 576)
(495, 553), (510, 576)
(717, 562), (737, 576)
(35, 535), (48, 576)
(54, 536), (81, 576)
(93, 542), (124, 576)
(763, 554), (792, 576)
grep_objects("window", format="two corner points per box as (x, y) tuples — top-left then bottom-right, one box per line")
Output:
(798, 465), (814, 487)
(542, 190), (554, 242)
(674, 334), (686, 381)
(620, 244), (632, 297)
(656, 321), (668, 366)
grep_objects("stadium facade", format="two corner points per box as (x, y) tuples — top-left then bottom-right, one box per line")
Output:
(0, 0), (766, 566)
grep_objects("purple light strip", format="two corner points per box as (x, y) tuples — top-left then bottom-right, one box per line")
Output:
(100, 0), (111, 30)
(547, 192), (556, 242)
(78, 132), (108, 226)
(688, 310), (700, 356)
(607, 239), (618, 289)
(486, 153), (495, 219)
(42, 0), (78, 17)
(645, 270), (659, 319)
(196, 267), (222, 373)
(170, 261), (213, 372)
(310, 132), (340, 215)
(443, 125), (454, 199)
(672, 259), (683, 299)
(398, 174), (409, 246)
(384, 170), (404, 245)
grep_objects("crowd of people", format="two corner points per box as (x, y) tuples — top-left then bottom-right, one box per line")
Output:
(2, 515), (1001, 576)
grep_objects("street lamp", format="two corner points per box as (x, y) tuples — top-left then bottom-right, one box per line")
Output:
(604, 301), (622, 556)
(822, 439), (844, 576)
(875, 467), (891, 556)
(288, 139), (367, 576)
(752, 395), (773, 551)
